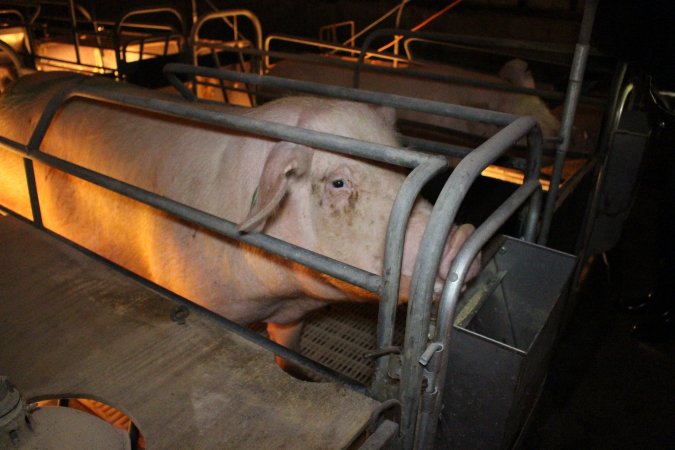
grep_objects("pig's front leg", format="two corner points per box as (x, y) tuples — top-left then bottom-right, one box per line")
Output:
(267, 320), (310, 379)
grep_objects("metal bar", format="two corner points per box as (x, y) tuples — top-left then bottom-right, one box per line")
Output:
(342, 0), (410, 48)
(0, 133), (382, 294)
(263, 34), (410, 69)
(354, 28), (583, 103)
(538, 0), (598, 245)
(164, 63), (517, 127)
(417, 178), (541, 448)
(0, 9), (25, 23)
(399, 135), (474, 160)
(14, 207), (369, 392)
(523, 124), (544, 241)
(68, 0), (81, 65)
(190, 10), (263, 75)
(23, 158), (42, 227)
(116, 7), (186, 38)
(400, 134), (530, 173)
(358, 420), (399, 450)
(1, 74), (431, 295)
(403, 34), (580, 59)
(372, 158), (448, 400)
(397, 116), (538, 449)
(87, 80), (432, 169)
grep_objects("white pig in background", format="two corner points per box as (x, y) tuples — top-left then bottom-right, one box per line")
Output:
(268, 58), (569, 144)
(0, 72), (478, 353)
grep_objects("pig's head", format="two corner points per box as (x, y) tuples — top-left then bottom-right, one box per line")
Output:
(238, 97), (480, 302)
(498, 59), (561, 141)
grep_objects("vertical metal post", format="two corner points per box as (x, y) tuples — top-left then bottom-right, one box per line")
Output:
(68, 0), (82, 65)
(538, 0), (598, 245)
(23, 159), (42, 227)
(371, 159), (447, 401)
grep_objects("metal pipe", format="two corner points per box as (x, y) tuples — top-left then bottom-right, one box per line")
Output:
(23, 158), (42, 227)
(73, 82), (436, 169)
(538, 0), (598, 245)
(116, 7), (186, 37)
(397, 116), (537, 448)
(1, 133), (383, 294)
(342, 0), (410, 48)
(164, 63), (517, 127)
(191, 10), (263, 72)
(417, 178), (541, 448)
(372, 158), (448, 399)
(523, 124), (544, 241)
(68, 0), (81, 65)
(264, 33), (409, 71)
(353, 28), (586, 104)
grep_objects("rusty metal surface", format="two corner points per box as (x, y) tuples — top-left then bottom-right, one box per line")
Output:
(0, 214), (379, 449)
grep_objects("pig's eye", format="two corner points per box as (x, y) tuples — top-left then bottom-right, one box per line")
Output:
(332, 179), (345, 189)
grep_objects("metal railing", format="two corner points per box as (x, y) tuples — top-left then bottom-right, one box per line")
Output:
(0, 65), (543, 448)
(164, 65), (543, 446)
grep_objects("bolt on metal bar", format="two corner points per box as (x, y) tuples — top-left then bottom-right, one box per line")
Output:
(396, 116), (538, 449)
(165, 63), (516, 126)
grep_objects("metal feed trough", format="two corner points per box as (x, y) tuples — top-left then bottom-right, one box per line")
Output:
(0, 58), (575, 448)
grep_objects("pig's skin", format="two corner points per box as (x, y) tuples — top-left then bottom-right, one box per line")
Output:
(268, 58), (562, 141)
(0, 72), (478, 349)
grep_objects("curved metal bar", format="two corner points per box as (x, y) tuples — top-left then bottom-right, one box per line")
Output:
(114, 7), (187, 77)
(0, 40), (24, 73)
(372, 158), (448, 399)
(0, 8), (25, 23)
(416, 178), (542, 448)
(190, 9), (263, 68)
(397, 116), (537, 449)
(116, 7), (186, 37)
(343, 0), (410, 48)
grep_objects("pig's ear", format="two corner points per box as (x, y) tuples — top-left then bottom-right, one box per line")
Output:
(238, 142), (312, 233)
(499, 59), (535, 89)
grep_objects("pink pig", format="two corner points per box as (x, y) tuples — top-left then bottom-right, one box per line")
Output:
(0, 72), (479, 352)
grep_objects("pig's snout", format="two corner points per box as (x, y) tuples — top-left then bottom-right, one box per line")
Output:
(401, 219), (481, 300)
(435, 224), (481, 294)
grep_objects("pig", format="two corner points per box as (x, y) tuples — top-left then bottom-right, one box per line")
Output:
(267, 57), (567, 144)
(0, 72), (478, 356)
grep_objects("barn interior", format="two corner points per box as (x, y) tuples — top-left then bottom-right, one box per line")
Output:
(0, 0), (673, 448)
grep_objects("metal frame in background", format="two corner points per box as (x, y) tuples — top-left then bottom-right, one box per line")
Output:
(189, 9), (263, 105)
(0, 1), (186, 79)
(113, 7), (187, 81)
